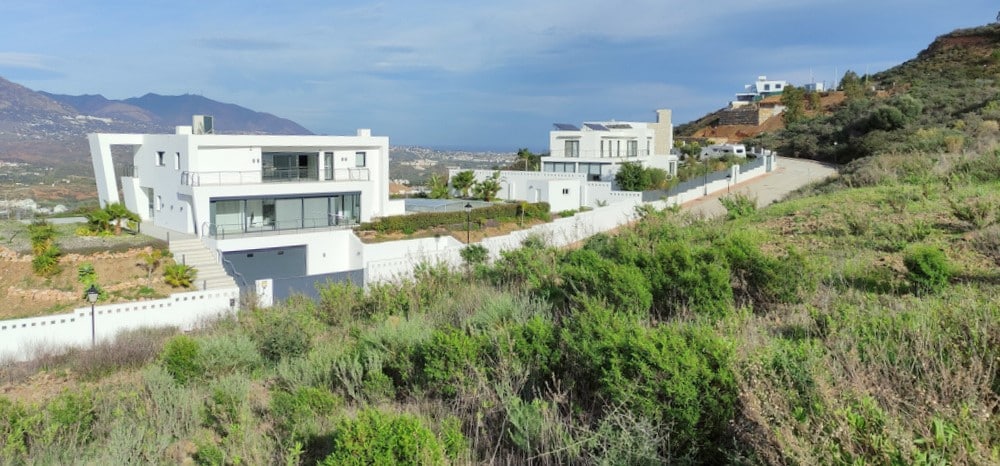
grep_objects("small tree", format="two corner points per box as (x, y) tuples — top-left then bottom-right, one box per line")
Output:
(138, 249), (169, 286)
(615, 162), (652, 191)
(451, 170), (476, 198)
(472, 171), (502, 201)
(427, 173), (450, 199)
(781, 85), (806, 124)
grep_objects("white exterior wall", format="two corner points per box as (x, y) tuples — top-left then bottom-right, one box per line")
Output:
(89, 129), (392, 236)
(209, 229), (365, 275)
(539, 180), (581, 212)
(0, 288), (238, 362)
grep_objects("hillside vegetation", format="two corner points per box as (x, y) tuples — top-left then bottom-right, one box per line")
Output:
(1, 25), (1000, 465)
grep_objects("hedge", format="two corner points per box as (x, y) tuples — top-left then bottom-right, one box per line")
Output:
(358, 202), (551, 233)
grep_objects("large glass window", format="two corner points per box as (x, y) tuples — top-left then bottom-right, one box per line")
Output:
(627, 140), (638, 157)
(262, 152), (319, 182)
(564, 140), (579, 157)
(209, 193), (361, 236)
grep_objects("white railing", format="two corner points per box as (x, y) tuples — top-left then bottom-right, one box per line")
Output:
(182, 168), (369, 186)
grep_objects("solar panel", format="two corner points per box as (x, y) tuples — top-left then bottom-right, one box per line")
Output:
(553, 123), (579, 131)
(605, 123), (632, 129)
(584, 123), (609, 131)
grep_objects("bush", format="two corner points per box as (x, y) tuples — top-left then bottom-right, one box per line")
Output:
(160, 335), (201, 384)
(948, 196), (996, 229)
(315, 280), (364, 325)
(418, 326), (482, 398)
(719, 193), (757, 220)
(647, 241), (733, 318)
(358, 202), (550, 234)
(195, 332), (263, 379)
(320, 409), (446, 465)
(459, 244), (489, 267)
(163, 263), (197, 288)
(270, 386), (341, 442)
(558, 248), (652, 315)
(615, 162), (652, 191)
(560, 301), (737, 462)
(245, 308), (315, 363)
(903, 244), (952, 294)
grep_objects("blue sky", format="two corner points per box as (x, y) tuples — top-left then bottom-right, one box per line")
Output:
(0, 1), (995, 151)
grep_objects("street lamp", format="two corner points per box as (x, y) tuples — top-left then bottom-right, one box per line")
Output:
(86, 284), (99, 346)
(726, 173), (732, 194)
(464, 203), (473, 244)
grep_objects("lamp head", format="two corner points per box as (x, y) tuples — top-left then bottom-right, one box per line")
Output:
(464, 203), (472, 213)
(86, 284), (99, 303)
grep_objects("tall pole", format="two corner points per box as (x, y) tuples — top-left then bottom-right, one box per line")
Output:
(86, 284), (99, 346)
(464, 203), (473, 244)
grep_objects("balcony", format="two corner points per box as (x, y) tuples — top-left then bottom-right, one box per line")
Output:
(548, 149), (649, 159)
(181, 168), (370, 186)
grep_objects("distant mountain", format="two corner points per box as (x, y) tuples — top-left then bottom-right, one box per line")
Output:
(0, 76), (313, 165)
(120, 93), (311, 135)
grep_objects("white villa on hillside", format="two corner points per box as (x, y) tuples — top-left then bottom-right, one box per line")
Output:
(732, 76), (789, 106)
(546, 109), (677, 181)
(89, 118), (404, 300)
(449, 109), (678, 212)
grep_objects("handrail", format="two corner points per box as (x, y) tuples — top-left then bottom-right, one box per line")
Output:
(181, 168), (370, 186)
(203, 218), (359, 239)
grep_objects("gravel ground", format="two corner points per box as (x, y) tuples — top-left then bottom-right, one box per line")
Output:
(0, 220), (166, 255)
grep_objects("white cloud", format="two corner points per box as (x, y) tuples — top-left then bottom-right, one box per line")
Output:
(0, 52), (53, 70)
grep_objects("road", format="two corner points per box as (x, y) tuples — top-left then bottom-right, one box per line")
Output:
(684, 157), (839, 218)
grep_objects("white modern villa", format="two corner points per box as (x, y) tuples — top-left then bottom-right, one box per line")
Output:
(89, 118), (404, 300)
(546, 109), (677, 181)
(450, 109), (678, 212)
(732, 76), (789, 106)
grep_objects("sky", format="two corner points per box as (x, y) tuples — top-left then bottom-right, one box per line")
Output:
(0, 1), (996, 152)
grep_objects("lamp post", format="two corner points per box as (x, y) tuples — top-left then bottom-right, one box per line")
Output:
(726, 173), (732, 194)
(464, 203), (473, 244)
(86, 284), (99, 346)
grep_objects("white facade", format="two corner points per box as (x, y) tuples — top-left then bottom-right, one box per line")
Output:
(90, 126), (395, 236)
(733, 76), (790, 105)
(89, 125), (405, 286)
(545, 109), (677, 185)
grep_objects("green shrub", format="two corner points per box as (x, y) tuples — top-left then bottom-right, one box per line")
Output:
(160, 335), (202, 384)
(903, 244), (952, 294)
(719, 193), (758, 220)
(195, 332), (263, 378)
(249, 312), (314, 363)
(460, 244), (489, 267)
(722, 231), (815, 308)
(315, 279), (364, 324)
(270, 386), (341, 441)
(31, 244), (62, 277)
(163, 263), (197, 288)
(558, 248), (652, 315)
(560, 300), (737, 462)
(358, 202), (550, 233)
(320, 409), (446, 466)
(647, 241), (733, 318)
(505, 397), (574, 459)
(438, 416), (466, 461)
(418, 326), (482, 398)
(948, 196), (996, 229)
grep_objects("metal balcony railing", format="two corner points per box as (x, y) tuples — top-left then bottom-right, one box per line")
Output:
(548, 149), (649, 159)
(181, 168), (370, 186)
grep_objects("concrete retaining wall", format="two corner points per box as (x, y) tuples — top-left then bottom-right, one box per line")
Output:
(0, 287), (239, 362)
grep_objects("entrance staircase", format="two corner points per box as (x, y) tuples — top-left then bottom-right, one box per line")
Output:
(168, 238), (239, 290)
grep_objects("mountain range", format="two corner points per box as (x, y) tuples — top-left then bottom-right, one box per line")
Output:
(0, 76), (311, 165)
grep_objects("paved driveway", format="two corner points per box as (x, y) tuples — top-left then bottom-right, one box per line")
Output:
(684, 157), (839, 218)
